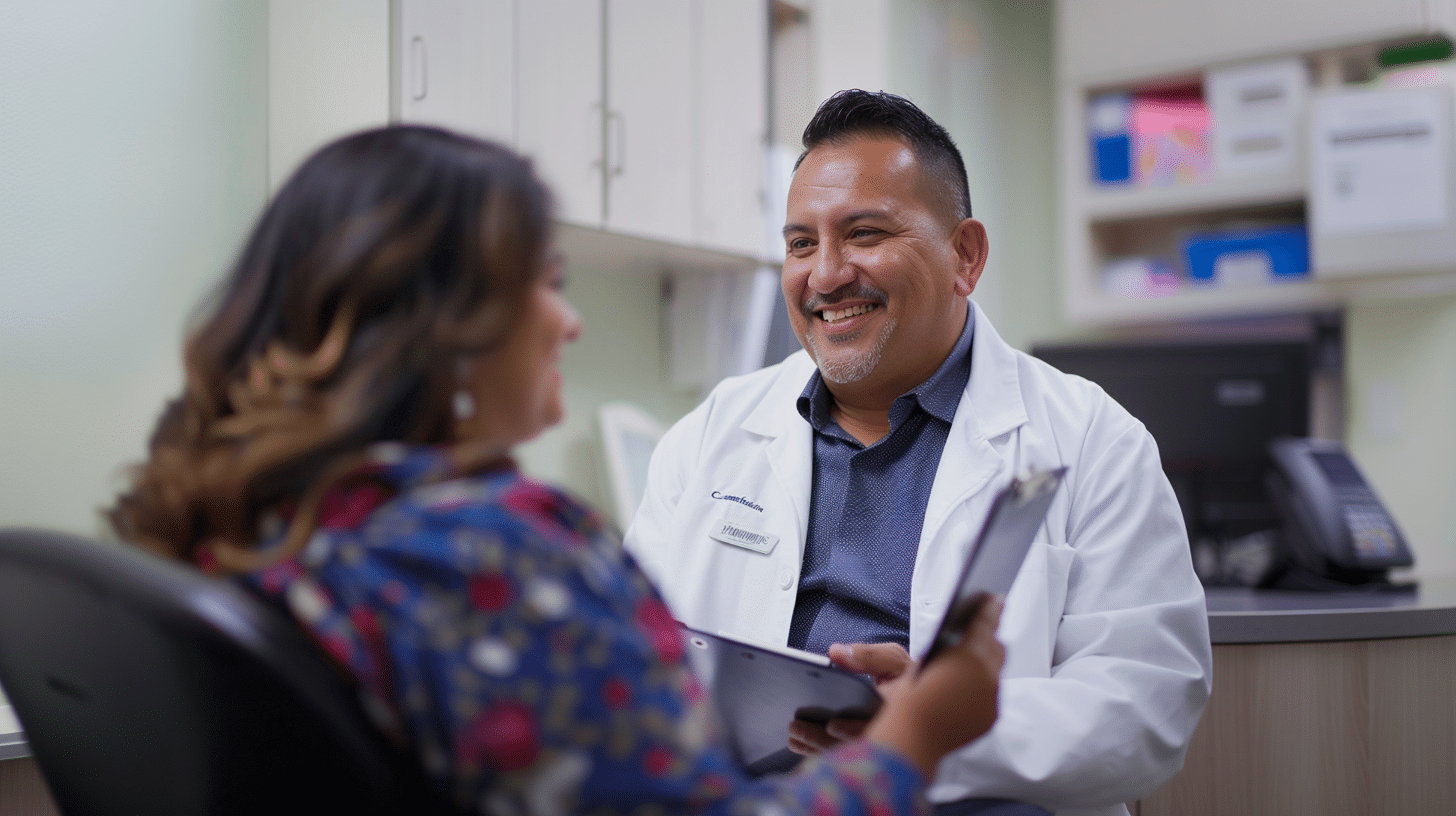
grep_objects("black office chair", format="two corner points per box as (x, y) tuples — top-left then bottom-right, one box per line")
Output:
(0, 528), (460, 815)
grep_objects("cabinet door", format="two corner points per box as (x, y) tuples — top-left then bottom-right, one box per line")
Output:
(396, 0), (515, 144)
(604, 0), (694, 244)
(268, 0), (390, 191)
(518, 0), (605, 227)
(695, 0), (770, 257)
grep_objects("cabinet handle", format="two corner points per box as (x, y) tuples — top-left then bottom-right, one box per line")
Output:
(410, 35), (427, 101)
(589, 102), (604, 170)
(607, 110), (625, 177)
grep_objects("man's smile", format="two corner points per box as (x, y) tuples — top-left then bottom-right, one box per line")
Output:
(820, 303), (880, 324)
(801, 284), (890, 340)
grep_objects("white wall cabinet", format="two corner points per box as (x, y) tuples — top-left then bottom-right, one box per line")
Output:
(696, 0), (771, 256)
(516, 0), (606, 228)
(396, 0), (769, 258)
(1056, 0), (1456, 325)
(395, 0), (515, 145)
(604, 0), (695, 244)
(268, 0), (391, 191)
(397, 0), (604, 227)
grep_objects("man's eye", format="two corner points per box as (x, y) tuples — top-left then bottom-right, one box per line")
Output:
(850, 227), (880, 239)
(787, 238), (812, 251)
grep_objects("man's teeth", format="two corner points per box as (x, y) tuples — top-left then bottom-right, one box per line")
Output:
(821, 304), (877, 323)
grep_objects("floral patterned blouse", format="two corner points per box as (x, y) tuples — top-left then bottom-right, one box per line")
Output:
(235, 444), (927, 816)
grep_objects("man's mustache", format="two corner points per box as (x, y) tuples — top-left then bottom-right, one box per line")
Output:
(800, 284), (889, 318)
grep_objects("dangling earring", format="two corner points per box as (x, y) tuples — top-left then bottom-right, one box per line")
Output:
(453, 358), (476, 420)
(453, 389), (476, 420)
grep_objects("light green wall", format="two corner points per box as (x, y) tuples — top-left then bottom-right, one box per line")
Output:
(889, 0), (1071, 353)
(1346, 295), (1456, 579)
(0, 1), (269, 535)
(514, 266), (706, 524)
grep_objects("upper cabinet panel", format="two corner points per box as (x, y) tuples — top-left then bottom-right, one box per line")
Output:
(396, 0), (515, 144)
(695, 0), (770, 257)
(604, 0), (695, 244)
(268, 0), (390, 191)
(517, 0), (606, 228)
(1058, 0), (1431, 84)
(381, 0), (770, 260)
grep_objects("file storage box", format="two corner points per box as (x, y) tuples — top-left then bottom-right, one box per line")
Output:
(1183, 226), (1309, 286)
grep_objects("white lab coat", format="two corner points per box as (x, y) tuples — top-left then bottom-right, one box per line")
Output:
(624, 301), (1211, 816)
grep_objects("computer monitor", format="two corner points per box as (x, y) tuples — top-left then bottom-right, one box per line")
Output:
(1032, 341), (1310, 469)
(1032, 340), (1312, 583)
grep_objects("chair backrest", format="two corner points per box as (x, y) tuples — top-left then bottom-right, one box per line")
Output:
(0, 528), (456, 816)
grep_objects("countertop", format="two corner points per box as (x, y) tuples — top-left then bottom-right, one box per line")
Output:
(1206, 576), (1456, 643)
(1, 702), (26, 760)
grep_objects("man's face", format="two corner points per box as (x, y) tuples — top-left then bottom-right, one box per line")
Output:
(782, 135), (982, 392)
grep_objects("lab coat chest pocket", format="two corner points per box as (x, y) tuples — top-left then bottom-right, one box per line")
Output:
(697, 493), (797, 640)
(1000, 536), (1076, 679)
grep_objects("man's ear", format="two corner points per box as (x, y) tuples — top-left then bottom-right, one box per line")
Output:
(951, 218), (989, 297)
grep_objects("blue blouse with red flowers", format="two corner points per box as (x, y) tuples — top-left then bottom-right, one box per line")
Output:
(238, 444), (927, 816)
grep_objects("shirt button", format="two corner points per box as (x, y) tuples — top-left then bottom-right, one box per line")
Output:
(778, 568), (795, 590)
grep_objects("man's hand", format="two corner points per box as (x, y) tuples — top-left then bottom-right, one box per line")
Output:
(865, 596), (1005, 778)
(786, 641), (915, 755)
(829, 641), (915, 682)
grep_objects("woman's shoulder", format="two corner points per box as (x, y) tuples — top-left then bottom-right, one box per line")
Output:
(401, 468), (604, 545)
(266, 445), (638, 621)
(343, 445), (613, 567)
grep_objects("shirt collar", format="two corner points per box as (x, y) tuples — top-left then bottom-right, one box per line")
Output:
(796, 307), (974, 431)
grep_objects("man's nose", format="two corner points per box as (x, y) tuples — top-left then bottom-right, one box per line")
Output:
(806, 241), (854, 294)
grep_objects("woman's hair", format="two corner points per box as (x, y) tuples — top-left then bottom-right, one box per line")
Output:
(109, 125), (553, 570)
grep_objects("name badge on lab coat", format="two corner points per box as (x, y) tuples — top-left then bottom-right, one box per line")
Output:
(710, 520), (779, 555)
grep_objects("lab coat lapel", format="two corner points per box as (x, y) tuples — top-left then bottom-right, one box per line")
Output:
(963, 300), (1030, 441)
(913, 302), (1030, 648)
(741, 352), (816, 562)
(922, 302), (1029, 534)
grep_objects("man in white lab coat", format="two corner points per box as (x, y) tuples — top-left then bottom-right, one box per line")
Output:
(624, 90), (1211, 816)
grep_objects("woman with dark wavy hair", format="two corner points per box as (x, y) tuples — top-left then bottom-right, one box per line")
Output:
(110, 125), (1004, 815)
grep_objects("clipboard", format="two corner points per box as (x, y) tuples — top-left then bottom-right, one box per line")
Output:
(683, 628), (879, 775)
(921, 466), (1067, 666)
(688, 464), (1066, 773)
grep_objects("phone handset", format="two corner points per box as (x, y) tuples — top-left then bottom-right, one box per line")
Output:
(1265, 437), (1413, 590)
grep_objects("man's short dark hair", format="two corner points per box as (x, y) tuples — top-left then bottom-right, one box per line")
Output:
(797, 89), (972, 223)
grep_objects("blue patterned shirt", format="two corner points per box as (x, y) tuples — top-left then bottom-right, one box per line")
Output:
(789, 310), (974, 654)
(237, 444), (929, 816)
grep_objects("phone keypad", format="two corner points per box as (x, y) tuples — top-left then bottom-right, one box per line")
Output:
(1342, 503), (1399, 560)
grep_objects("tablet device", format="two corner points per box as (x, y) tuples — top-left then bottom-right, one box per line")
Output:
(683, 628), (879, 775)
(921, 466), (1067, 667)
